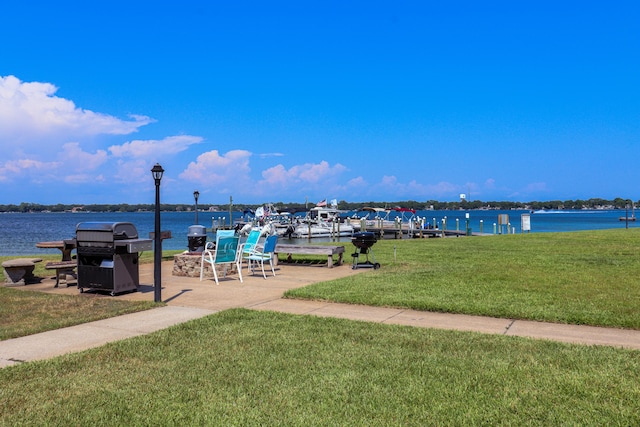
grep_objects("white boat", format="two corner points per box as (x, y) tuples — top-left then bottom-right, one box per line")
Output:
(258, 210), (299, 236)
(287, 206), (354, 238)
(288, 220), (354, 238)
(234, 204), (300, 236)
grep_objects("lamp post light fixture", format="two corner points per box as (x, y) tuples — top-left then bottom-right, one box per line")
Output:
(193, 190), (200, 224)
(151, 163), (164, 303)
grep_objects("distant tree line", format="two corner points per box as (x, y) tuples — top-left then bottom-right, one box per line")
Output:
(1, 198), (637, 213)
(326, 198), (635, 211)
(0, 203), (188, 213)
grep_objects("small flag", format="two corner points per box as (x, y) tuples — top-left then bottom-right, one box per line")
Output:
(316, 199), (327, 207)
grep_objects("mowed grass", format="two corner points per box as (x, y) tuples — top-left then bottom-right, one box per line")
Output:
(0, 253), (174, 340)
(2, 232), (640, 424)
(1, 309), (639, 425)
(0, 286), (159, 340)
(286, 229), (640, 329)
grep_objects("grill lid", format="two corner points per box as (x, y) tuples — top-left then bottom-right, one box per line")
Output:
(352, 232), (377, 249)
(76, 222), (139, 239)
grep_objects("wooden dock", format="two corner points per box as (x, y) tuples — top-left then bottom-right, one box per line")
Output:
(410, 229), (468, 238)
(362, 226), (470, 239)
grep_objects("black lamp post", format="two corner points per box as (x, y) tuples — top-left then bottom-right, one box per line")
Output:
(151, 163), (164, 303)
(193, 190), (199, 224)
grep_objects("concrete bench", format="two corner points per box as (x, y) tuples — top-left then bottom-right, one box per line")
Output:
(45, 260), (77, 288)
(274, 244), (345, 268)
(2, 258), (43, 285)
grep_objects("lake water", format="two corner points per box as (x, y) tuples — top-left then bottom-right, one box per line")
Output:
(0, 209), (637, 256)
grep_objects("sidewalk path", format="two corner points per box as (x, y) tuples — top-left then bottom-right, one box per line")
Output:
(0, 306), (214, 368)
(2, 260), (639, 368)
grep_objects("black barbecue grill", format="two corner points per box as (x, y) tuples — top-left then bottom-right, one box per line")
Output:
(75, 222), (152, 295)
(351, 232), (380, 269)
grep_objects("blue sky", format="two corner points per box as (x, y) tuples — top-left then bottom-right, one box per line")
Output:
(1, 1), (638, 206)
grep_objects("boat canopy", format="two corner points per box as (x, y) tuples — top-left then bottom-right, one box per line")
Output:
(392, 207), (417, 214)
(358, 206), (416, 214)
(359, 207), (387, 213)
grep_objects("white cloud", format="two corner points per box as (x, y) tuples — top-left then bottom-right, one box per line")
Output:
(258, 152), (285, 159)
(425, 181), (459, 196)
(0, 157), (63, 185)
(364, 175), (464, 199)
(347, 176), (367, 187)
(59, 142), (108, 171)
(179, 149), (252, 186)
(7, 158), (59, 173)
(0, 158), (59, 175)
(0, 75), (207, 194)
(176, 158), (352, 201)
(0, 142), (111, 185)
(507, 182), (549, 199)
(109, 135), (203, 158)
(112, 159), (153, 184)
(333, 176), (371, 199)
(299, 161), (346, 183)
(237, 160), (349, 200)
(260, 164), (291, 186)
(64, 174), (106, 184)
(0, 76), (526, 204)
(524, 182), (548, 192)
(260, 161), (347, 187)
(484, 178), (496, 189)
(0, 75), (154, 149)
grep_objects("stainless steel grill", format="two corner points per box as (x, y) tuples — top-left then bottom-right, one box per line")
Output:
(76, 222), (152, 295)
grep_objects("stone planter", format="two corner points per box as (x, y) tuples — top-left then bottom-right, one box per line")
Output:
(172, 253), (238, 278)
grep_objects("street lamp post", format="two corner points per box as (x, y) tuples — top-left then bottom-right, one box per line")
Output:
(151, 163), (164, 303)
(625, 201), (630, 229)
(193, 190), (199, 224)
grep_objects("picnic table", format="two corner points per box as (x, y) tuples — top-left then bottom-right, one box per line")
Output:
(36, 240), (77, 287)
(36, 239), (76, 261)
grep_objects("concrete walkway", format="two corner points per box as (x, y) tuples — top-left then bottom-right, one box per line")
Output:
(2, 260), (639, 368)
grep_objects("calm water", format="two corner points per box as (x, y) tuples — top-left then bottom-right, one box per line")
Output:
(0, 209), (637, 256)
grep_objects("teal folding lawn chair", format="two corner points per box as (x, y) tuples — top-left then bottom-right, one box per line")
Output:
(244, 234), (278, 279)
(200, 235), (242, 284)
(238, 227), (262, 271)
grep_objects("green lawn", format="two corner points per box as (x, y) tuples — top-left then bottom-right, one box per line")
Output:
(0, 287), (159, 340)
(0, 252), (180, 340)
(2, 230), (640, 424)
(286, 229), (640, 329)
(1, 309), (638, 425)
